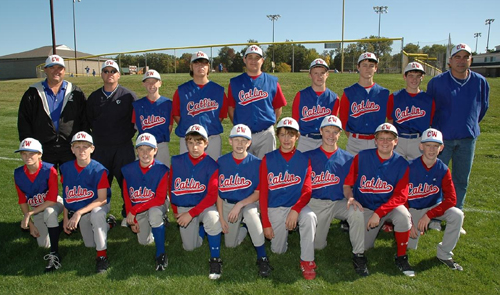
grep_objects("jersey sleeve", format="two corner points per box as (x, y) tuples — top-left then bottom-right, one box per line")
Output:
(386, 93), (395, 120)
(291, 161), (312, 213)
(188, 169), (218, 218)
(16, 183), (26, 204)
(332, 96), (340, 117)
(374, 168), (409, 218)
(291, 92), (301, 122)
(339, 92), (350, 129)
(272, 83), (287, 109)
(97, 172), (110, 190)
(45, 166), (59, 203)
(131, 109), (136, 124)
(219, 92), (228, 119)
(172, 90), (181, 117)
(344, 155), (359, 186)
(123, 179), (133, 215)
(259, 157), (271, 228)
(426, 169), (456, 219)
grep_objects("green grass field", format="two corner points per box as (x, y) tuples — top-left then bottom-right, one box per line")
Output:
(0, 73), (499, 294)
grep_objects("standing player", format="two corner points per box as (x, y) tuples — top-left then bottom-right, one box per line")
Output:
(407, 128), (464, 271)
(387, 62), (434, 160)
(292, 58), (340, 152)
(259, 117), (317, 280)
(133, 69), (173, 167)
(227, 45), (287, 159)
(122, 133), (169, 271)
(60, 131), (115, 273)
(14, 138), (64, 272)
(172, 51), (227, 160)
(169, 124), (223, 279)
(343, 123), (414, 277)
(216, 124), (272, 277)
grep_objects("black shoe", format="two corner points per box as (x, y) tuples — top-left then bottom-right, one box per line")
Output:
(395, 255), (415, 277)
(208, 257), (222, 280)
(437, 257), (463, 271)
(352, 253), (369, 276)
(256, 256), (273, 277)
(96, 256), (109, 273)
(340, 220), (349, 232)
(107, 215), (117, 230)
(156, 253), (168, 271)
(44, 253), (61, 273)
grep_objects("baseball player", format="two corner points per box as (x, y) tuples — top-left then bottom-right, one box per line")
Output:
(172, 51), (227, 161)
(216, 124), (272, 277)
(387, 62), (434, 160)
(293, 58), (340, 152)
(227, 45), (287, 159)
(59, 131), (115, 273)
(14, 138), (64, 272)
(343, 123), (414, 277)
(259, 117), (317, 280)
(169, 124), (223, 279)
(407, 128), (464, 271)
(132, 69), (173, 167)
(122, 133), (169, 271)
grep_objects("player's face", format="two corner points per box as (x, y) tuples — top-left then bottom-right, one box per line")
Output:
(420, 142), (443, 161)
(449, 51), (472, 76)
(44, 65), (65, 85)
(309, 67), (329, 88)
(186, 138), (208, 158)
(71, 142), (94, 163)
(101, 67), (120, 85)
(229, 137), (251, 156)
(143, 78), (162, 95)
(137, 145), (157, 167)
(278, 129), (298, 153)
(191, 60), (209, 77)
(404, 71), (423, 92)
(357, 60), (377, 80)
(244, 53), (264, 75)
(20, 151), (42, 167)
(320, 126), (341, 148)
(375, 132), (398, 157)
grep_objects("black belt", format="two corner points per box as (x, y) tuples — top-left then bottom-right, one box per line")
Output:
(399, 133), (420, 139)
(304, 133), (322, 140)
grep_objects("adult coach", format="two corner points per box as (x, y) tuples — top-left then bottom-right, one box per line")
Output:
(426, 43), (489, 233)
(227, 45), (287, 159)
(18, 55), (88, 168)
(87, 60), (137, 223)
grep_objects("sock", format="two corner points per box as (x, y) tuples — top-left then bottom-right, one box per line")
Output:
(199, 223), (206, 240)
(395, 230), (410, 257)
(255, 244), (267, 259)
(152, 224), (166, 258)
(48, 226), (60, 254)
(97, 250), (107, 258)
(207, 233), (221, 258)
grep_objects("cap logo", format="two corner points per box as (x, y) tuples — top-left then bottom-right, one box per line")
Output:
(284, 119), (293, 126)
(76, 133), (87, 139)
(197, 52), (205, 57)
(366, 53), (372, 57)
(23, 141), (32, 147)
(52, 57), (60, 62)
(191, 126), (200, 131)
(381, 124), (391, 130)
(236, 126), (247, 133)
(140, 135), (150, 141)
(458, 44), (465, 50)
(106, 61), (114, 66)
(328, 116), (337, 123)
(250, 46), (258, 51)
(426, 130), (438, 138)
(147, 71), (153, 76)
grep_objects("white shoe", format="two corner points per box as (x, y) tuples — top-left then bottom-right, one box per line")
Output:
(460, 227), (467, 235)
(121, 219), (129, 227)
(428, 220), (442, 231)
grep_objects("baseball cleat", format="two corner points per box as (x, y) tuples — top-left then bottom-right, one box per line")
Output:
(428, 220), (442, 231)
(107, 214), (117, 230)
(438, 257), (463, 271)
(395, 255), (415, 277)
(155, 253), (168, 271)
(340, 220), (350, 233)
(96, 256), (109, 273)
(352, 253), (369, 276)
(44, 253), (61, 273)
(256, 256), (273, 277)
(460, 227), (467, 235)
(121, 219), (129, 228)
(300, 260), (317, 280)
(208, 257), (222, 280)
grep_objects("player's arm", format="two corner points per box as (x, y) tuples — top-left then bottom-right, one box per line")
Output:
(259, 157), (274, 240)
(288, 164), (312, 230)
(216, 196), (229, 234)
(386, 93), (394, 124)
(219, 92), (228, 122)
(291, 92), (301, 122)
(343, 155), (363, 210)
(478, 79), (489, 123)
(339, 92), (350, 137)
(374, 167), (410, 219)
(228, 190), (259, 223)
(423, 169), (456, 221)
(172, 90), (181, 124)
(227, 84), (235, 123)
(272, 83), (287, 123)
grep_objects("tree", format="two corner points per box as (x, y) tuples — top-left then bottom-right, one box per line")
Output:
(177, 53), (192, 73)
(275, 62), (291, 73)
(404, 43), (420, 53)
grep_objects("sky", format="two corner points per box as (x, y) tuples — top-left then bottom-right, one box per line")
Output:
(0, 0), (498, 58)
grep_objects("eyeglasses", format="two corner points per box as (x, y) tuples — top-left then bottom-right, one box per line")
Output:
(103, 70), (118, 74)
(376, 137), (396, 142)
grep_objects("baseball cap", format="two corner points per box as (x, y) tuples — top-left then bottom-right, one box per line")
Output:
(358, 52), (378, 64)
(101, 60), (120, 72)
(44, 55), (65, 68)
(277, 117), (299, 132)
(310, 58), (329, 70)
(320, 115), (342, 130)
(451, 43), (472, 57)
(229, 124), (252, 140)
(245, 45), (263, 57)
(191, 51), (210, 63)
(71, 131), (93, 145)
(375, 123), (398, 137)
(421, 128), (443, 144)
(142, 69), (161, 81)
(185, 124), (208, 140)
(136, 133), (157, 148)
(404, 62), (425, 74)
(15, 138), (43, 153)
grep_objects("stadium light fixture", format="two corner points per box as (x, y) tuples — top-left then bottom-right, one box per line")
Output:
(474, 32), (481, 53)
(373, 6), (388, 38)
(267, 14), (281, 72)
(485, 19), (495, 52)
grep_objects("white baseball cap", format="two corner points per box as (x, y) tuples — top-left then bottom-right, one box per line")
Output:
(375, 123), (398, 137)
(44, 55), (65, 68)
(421, 128), (443, 144)
(71, 131), (93, 145)
(245, 45), (263, 57)
(309, 58), (329, 70)
(404, 62), (425, 74)
(358, 52), (378, 64)
(142, 69), (161, 81)
(277, 117), (299, 132)
(320, 115), (342, 130)
(229, 124), (252, 140)
(185, 124), (208, 140)
(191, 51), (210, 63)
(136, 133), (157, 148)
(101, 60), (120, 72)
(15, 138), (43, 153)
(451, 43), (472, 57)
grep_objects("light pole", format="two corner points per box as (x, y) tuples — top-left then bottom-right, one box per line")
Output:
(485, 19), (495, 52)
(72, 0), (81, 76)
(267, 14), (280, 72)
(373, 6), (388, 38)
(474, 32), (481, 53)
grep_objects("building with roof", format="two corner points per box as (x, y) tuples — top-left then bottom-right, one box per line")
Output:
(471, 45), (500, 78)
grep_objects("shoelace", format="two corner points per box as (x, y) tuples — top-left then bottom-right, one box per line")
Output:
(43, 254), (61, 269)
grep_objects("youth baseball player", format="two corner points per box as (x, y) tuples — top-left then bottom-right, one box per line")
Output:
(14, 138), (64, 272)
(172, 51), (227, 161)
(60, 131), (115, 273)
(169, 124), (223, 279)
(227, 45), (287, 159)
(216, 124), (272, 277)
(293, 58), (340, 152)
(407, 128), (464, 271)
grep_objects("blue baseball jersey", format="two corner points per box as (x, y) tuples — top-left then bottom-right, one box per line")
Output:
(390, 90), (433, 135)
(133, 96), (172, 143)
(230, 73), (278, 133)
(305, 147), (353, 201)
(175, 80), (225, 137)
(60, 160), (111, 212)
(14, 162), (54, 207)
(298, 87), (338, 135)
(218, 152), (261, 203)
(121, 160), (169, 206)
(408, 158), (448, 209)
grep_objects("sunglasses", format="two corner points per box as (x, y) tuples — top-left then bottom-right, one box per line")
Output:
(103, 70), (118, 74)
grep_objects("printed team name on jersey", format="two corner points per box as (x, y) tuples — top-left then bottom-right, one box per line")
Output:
(311, 171), (340, 189)
(219, 174), (252, 192)
(187, 98), (219, 117)
(238, 88), (269, 106)
(350, 99), (380, 118)
(358, 175), (393, 194)
(171, 177), (206, 196)
(140, 115), (166, 130)
(301, 105), (332, 122)
(129, 186), (156, 203)
(27, 192), (48, 207)
(268, 171), (301, 191)
(394, 106), (426, 124)
(408, 183), (440, 200)
(65, 185), (94, 203)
